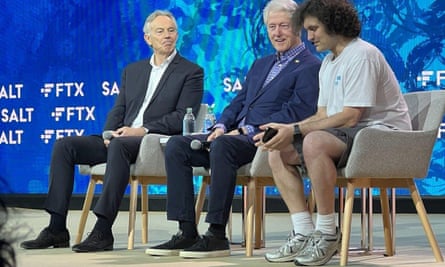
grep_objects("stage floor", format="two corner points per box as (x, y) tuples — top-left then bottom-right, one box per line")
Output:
(9, 208), (445, 266)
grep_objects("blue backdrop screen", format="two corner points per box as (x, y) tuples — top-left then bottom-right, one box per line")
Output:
(1, 0), (444, 196)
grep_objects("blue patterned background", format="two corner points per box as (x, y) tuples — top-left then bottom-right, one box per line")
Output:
(0, 0), (444, 196)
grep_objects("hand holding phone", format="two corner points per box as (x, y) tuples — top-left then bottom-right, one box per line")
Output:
(262, 127), (278, 142)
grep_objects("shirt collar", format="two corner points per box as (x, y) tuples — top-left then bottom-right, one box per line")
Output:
(276, 42), (305, 63)
(150, 49), (177, 68)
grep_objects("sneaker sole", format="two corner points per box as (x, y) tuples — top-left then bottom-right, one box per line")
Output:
(265, 253), (299, 262)
(294, 250), (337, 266)
(145, 248), (180, 256)
(179, 249), (230, 258)
(20, 242), (70, 249)
(72, 245), (113, 253)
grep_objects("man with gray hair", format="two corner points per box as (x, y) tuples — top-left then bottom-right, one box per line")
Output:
(145, 0), (320, 258)
(20, 10), (204, 253)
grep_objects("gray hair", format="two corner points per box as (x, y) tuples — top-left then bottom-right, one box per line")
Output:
(142, 10), (177, 35)
(263, 0), (300, 34)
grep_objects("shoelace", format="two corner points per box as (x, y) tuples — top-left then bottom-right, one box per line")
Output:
(278, 232), (297, 253)
(86, 231), (103, 243)
(193, 235), (209, 249)
(165, 232), (184, 246)
(300, 233), (319, 255)
(278, 232), (307, 254)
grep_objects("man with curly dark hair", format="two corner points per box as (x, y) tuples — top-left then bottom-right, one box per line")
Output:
(255, 0), (412, 265)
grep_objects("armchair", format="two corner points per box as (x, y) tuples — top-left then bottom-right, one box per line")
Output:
(244, 90), (445, 266)
(76, 104), (208, 249)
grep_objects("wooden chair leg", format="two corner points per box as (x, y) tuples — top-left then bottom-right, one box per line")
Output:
(141, 182), (148, 244)
(254, 185), (263, 249)
(76, 177), (97, 244)
(245, 178), (256, 256)
(366, 188), (373, 250)
(360, 188), (368, 250)
(390, 188), (396, 251)
(127, 178), (138, 249)
(408, 180), (443, 262)
(379, 187), (394, 256)
(340, 182), (355, 266)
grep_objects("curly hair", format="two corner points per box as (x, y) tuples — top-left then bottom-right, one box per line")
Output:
(296, 0), (361, 38)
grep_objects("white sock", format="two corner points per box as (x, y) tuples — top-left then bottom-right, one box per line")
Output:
(315, 213), (336, 235)
(291, 211), (314, 236)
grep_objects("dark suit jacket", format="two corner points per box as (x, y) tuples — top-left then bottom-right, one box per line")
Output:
(218, 48), (320, 139)
(103, 53), (204, 135)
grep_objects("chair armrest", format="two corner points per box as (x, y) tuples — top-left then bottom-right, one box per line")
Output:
(341, 127), (438, 178)
(78, 164), (92, 175)
(249, 149), (272, 177)
(133, 134), (170, 176)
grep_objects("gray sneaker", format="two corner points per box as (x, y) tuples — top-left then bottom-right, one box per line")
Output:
(265, 231), (309, 262)
(294, 228), (341, 266)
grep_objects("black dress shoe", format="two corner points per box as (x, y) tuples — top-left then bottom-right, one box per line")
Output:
(72, 230), (114, 253)
(20, 227), (70, 249)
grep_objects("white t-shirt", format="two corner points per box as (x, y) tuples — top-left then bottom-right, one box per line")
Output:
(318, 38), (411, 130)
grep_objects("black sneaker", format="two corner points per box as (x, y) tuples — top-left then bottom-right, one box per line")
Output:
(145, 231), (199, 256)
(179, 231), (230, 258)
(20, 227), (70, 249)
(72, 229), (114, 253)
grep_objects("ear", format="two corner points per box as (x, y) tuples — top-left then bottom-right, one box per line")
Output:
(144, 34), (152, 46)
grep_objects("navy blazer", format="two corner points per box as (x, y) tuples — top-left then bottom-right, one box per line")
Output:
(103, 53), (204, 135)
(218, 48), (320, 138)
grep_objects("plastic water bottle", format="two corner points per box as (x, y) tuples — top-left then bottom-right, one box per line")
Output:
(203, 105), (216, 133)
(182, 107), (196, 135)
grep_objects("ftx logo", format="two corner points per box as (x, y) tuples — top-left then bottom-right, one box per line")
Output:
(439, 123), (445, 139)
(40, 129), (85, 144)
(51, 106), (95, 121)
(40, 82), (85, 98)
(417, 70), (445, 87)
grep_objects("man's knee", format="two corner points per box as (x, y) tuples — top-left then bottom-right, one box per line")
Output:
(165, 135), (188, 157)
(302, 132), (330, 161)
(208, 135), (230, 153)
(106, 137), (126, 153)
(268, 150), (283, 171)
(52, 136), (75, 155)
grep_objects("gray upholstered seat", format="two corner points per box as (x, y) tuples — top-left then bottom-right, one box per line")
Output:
(76, 104), (208, 249)
(244, 90), (445, 265)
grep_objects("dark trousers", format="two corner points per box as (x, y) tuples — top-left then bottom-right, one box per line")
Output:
(164, 134), (257, 226)
(44, 135), (143, 223)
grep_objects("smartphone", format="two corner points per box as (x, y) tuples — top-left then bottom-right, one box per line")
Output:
(262, 127), (278, 142)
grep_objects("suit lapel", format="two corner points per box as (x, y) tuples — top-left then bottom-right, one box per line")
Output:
(147, 54), (181, 107)
(252, 51), (306, 101)
(135, 60), (152, 106)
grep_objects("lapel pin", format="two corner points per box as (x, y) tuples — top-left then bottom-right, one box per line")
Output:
(295, 59), (300, 64)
